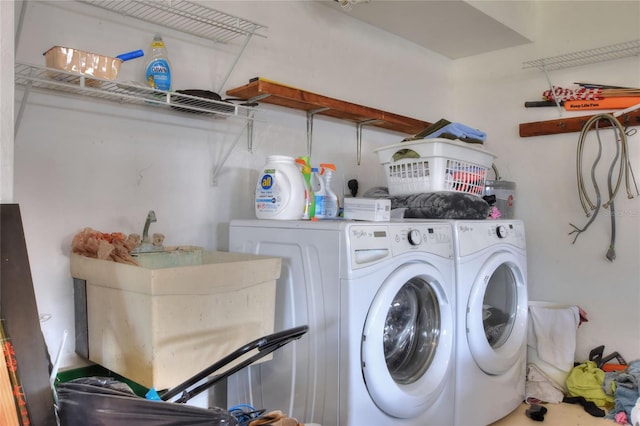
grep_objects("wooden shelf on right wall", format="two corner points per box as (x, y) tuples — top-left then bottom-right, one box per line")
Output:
(519, 39), (640, 137)
(519, 109), (640, 137)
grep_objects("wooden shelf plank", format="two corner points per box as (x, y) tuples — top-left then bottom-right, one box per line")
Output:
(226, 77), (431, 135)
(519, 109), (640, 137)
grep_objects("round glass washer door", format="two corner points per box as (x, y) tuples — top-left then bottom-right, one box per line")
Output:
(466, 251), (527, 375)
(362, 262), (454, 419)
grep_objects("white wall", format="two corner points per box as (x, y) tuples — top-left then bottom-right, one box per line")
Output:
(1, 0), (14, 202)
(13, 0), (452, 370)
(453, 2), (640, 362)
(9, 0), (640, 376)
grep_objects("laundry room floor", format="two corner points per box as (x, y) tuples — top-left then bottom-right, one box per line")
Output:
(491, 402), (618, 425)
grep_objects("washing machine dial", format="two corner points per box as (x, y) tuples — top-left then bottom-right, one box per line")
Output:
(407, 229), (422, 245)
(496, 225), (508, 238)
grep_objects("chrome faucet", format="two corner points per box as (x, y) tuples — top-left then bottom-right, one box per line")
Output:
(131, 210), (164, 255)
(141, 210), (157, 245)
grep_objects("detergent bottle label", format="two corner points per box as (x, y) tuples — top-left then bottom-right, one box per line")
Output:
(315, 195), (326, 218)
(255, 170), (282, 215)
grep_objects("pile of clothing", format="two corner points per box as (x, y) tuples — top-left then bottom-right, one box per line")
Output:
(526, 353), (640, 424)
(525, 303), (640, 424)
(602, 360), (640, 425)
(402, 118), (487, 144)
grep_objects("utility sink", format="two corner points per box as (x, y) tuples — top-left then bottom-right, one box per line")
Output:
(134, 245), (205, 269)
(70, 250), (281, 390)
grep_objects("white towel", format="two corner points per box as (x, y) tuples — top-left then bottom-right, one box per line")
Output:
(528, 305), (580, 372)
(525, 363), (565, 404)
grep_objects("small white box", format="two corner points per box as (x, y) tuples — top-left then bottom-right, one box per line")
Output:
(343, 198), (391, 222)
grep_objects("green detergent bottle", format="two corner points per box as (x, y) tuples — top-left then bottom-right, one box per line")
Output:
(296, 157), (315, 219)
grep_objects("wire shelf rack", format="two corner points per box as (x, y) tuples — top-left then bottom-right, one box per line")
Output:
(77, 0), (267, 43)
(15, 62), (257, 119)
(522, 39), (640, 71)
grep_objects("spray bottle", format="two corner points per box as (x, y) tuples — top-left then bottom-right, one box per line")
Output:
(320, 163), (339, 218)
(311, 167), (327, 219)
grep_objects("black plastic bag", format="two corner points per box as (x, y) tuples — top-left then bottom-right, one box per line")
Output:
(57, 380), (236, 426)
(56, 326), (308, 426)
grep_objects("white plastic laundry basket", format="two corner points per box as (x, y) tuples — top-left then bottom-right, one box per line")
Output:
(374, 138), (496, 196)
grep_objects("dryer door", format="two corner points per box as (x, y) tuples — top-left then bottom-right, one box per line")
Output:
(361, 262), (454, 419)
(466, 250), (527, 375)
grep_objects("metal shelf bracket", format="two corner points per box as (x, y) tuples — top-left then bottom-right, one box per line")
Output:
(306, 107), (330, 156)
(356, 119), (380, 165)
(210, 122), (249, 187)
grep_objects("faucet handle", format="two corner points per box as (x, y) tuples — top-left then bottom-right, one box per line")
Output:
(152, 233), (165, 247)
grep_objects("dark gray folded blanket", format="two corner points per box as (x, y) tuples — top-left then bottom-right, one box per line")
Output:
(362, 187), (490, 220)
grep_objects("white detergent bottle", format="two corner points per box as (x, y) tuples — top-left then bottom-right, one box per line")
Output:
(145, 33), (172, 91)
(320, 163), (339, 218)
(255, 155), (306, 220)
(312, 167), (328, 219)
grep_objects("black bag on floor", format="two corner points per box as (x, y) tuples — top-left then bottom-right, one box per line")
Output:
(56, 326), (308, 426)
(57, 380), (235, 425)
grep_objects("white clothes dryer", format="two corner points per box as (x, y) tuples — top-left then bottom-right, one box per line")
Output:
(227, 219), (456, 426)
(451, 220), (528, 426)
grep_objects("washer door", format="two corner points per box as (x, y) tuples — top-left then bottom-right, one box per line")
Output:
(466, 251), (527, 375)
(361, 262), (453, 419)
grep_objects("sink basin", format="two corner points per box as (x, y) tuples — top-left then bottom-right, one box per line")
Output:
(70, 250), (281, 389)
(133, 245), (204, 268)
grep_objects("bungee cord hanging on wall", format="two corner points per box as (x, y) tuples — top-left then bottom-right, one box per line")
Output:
(569, 109), (639, 262)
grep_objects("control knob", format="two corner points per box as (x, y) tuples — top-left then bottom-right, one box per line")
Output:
(407, 229), (422, 245)
(496, 225), (508, 238)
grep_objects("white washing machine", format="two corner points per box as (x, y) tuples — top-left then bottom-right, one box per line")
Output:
(227, 219), (456, 426)
(451, 220), (528, 426)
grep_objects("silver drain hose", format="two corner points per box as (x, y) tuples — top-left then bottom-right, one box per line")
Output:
(569, 113), (636, 262)
(604, 120), (620, 262)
